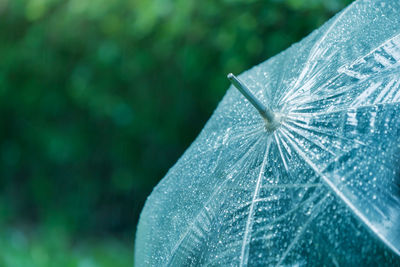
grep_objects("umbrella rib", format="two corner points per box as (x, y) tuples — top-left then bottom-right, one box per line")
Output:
(288, 101), (400, 118)
(278, 127), (400, 256)
(283, 69), (349, 107)
(287, 85), (353, 111)
(289, 67), (399, 108)
(283, 118), (368, 149)
(228, 127), (264, 144)
(278, 4), (353, 106)
(239, 137), (271, 267)
(273, 131), (291, 176)
(284, 33), (400, 106)
(286, 66), (396, 107)
(225, 136), (265, 173)
(165, 136), (264, 265)
(282, 123), (337, 157)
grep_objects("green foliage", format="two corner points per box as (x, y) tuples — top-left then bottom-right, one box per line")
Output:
(0, 227), (132, 267)
(0, 0), (352, 257)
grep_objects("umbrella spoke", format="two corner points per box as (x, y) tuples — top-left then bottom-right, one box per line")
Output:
(287, 102), (400, 152)
(240, 137), (272, 267)
(273, 131), (291, 175)
(228, 126), (264, 144)
(165, 135), (267, 265)
(281, 122), (400, 256)
(281, 123), (337, 157)
(284, 33), (400, 108)
(289, 70), (400, 113)
(223, 135), (265, 177)
(284, 117), (367, 149)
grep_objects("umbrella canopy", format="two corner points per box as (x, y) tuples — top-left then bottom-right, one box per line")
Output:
(135, 0), (400, 266)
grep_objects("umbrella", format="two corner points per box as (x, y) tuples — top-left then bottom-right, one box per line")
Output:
(135, 0), (400, 265)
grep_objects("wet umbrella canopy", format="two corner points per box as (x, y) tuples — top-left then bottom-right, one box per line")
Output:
(135, 0), (400, 266)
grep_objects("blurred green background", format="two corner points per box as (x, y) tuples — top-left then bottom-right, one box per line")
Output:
(0, 0), (352, 266)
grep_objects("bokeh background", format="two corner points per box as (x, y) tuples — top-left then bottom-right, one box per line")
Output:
(0, 0), (352, 266)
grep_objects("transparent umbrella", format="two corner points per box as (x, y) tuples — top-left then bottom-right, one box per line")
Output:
(135, 0), (400, 266)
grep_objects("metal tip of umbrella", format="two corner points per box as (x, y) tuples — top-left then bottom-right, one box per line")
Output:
(227, 73), (280, 131)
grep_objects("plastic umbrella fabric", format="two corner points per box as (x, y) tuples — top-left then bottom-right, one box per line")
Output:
(135, 0), (400, 266)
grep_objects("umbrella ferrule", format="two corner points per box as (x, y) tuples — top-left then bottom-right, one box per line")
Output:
(227, 73), (279, 130)
(264, 112), (281, 132)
